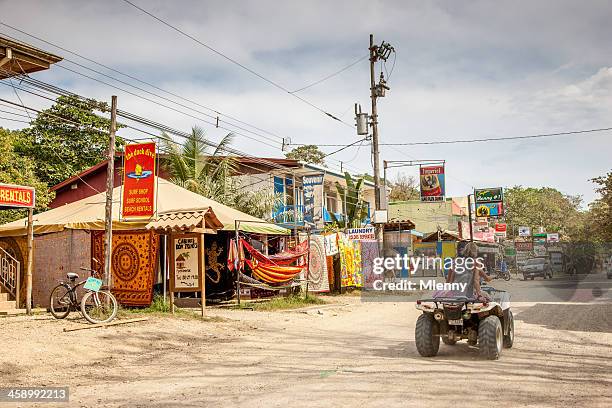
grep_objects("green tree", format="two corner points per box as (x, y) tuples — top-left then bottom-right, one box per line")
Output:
(504, 186), (585, 241)
(0, 128), (54, 224)
(587, 170), (612, 242)
(285, 145), (325, 165)
(162, 126), (279, 219)
(17, 95), (123, 186)
(332, 172), (369, 228)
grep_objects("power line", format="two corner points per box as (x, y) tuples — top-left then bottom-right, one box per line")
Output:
(290, 55), (369, 93)
(381, 127), (612, 146)
(118, 0), (355, 128)
(0, 115), (30, 124)
(0, 27), (367, 174)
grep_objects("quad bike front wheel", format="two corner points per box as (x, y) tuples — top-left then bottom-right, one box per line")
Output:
(503, 310), (514, 348)
(478, 315), (503, 360)
(415, 313), (440, 357)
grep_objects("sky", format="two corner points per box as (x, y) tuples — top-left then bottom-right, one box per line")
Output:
(1, 0), (611, 205)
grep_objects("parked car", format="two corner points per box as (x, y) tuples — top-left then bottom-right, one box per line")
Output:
(520, 257), (552, 280)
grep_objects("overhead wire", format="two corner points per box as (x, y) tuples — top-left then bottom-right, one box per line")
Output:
(118, 0), (355, 128)
(289, 55), (369, 93)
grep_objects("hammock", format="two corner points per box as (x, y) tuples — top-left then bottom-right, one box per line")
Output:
(239, 272), (301, 291)
(230, 238), (304, 284)
(268, 240), (310, 265)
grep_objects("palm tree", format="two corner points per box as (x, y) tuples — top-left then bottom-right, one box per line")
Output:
(332, 172), (369, 228)
(162, 126), (280, 219)
(162, 126), (237, 206)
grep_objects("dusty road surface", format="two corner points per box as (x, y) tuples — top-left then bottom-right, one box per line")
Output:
(1, 296), (611, 408)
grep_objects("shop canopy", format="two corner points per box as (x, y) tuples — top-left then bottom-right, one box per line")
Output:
(0, 178), (289, 236)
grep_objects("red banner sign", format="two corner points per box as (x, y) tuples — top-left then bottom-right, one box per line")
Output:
(0, 183), (35, 208)
(122, 142), (156, 219)
(514, 241), (533, 251)
(495, 223), (507, 232)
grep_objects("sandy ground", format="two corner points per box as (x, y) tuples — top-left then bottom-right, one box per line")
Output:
(1, 295), (611, 408)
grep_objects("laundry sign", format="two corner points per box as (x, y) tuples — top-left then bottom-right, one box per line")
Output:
(170, 233), (202, 292)
(346, 227), (376, 241)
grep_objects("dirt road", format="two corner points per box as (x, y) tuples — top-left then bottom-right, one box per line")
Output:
(1, 298), (611, 408)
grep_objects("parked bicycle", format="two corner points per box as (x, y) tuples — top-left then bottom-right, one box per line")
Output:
(49, 259), (118, 324)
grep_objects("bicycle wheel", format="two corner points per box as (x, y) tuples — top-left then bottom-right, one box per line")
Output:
(49, 284), (72, 319)
(80, 290), (118, 324)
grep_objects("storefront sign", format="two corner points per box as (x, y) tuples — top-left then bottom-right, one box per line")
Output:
(170, 233), (202, 292)
(547, 233), (560, 243)
(346, 227), (376, 241)
(0, 183), (35, 208)
(474, 187), (504, 204)
(474, 221), (489, 233)
(121, 142), (156, 219)
(302, 174), (324, 224)
(495, 223), (507, 232)
(514, 241), (533, 251)
(420, 165), (445, 202)
(475, 202), (504, 217)
(518, 226), (531, 237)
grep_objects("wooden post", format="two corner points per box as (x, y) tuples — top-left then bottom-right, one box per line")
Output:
(103, 96), (117, 290)
(200, 233), (206, 317)
(25, 208), (33, 314)
(235, 220), (241, 306)
(305, 227), (311, 298)
(168, 233), (175, 314)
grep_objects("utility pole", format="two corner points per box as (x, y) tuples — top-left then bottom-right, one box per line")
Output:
(467, 193), (474, 242)
(369, 34), (382, 213)
(103, 95), (117, 289)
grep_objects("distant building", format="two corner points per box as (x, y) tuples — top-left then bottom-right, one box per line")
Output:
(388, 198), (467, 235)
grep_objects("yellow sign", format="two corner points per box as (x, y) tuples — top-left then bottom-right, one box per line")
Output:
(476, 205), (490, 217)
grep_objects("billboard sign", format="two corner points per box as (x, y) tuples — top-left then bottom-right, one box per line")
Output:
(420, 165), (445, 202)
(547, 233), (560, 243)
(518, 226), (531, 237)
(302, 174), (324, 224)
(474, 187), (504, 204)
(0, 183), (35, 208)
(475, 202), (504, 217)
(121, 142), (156, 220)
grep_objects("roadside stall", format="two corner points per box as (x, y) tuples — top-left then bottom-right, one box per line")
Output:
(0, 178), (288, 309)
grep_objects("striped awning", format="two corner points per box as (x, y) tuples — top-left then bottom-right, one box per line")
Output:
(145, 208), (223, 234)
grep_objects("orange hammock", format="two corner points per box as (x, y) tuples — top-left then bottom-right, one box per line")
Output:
(236, 239), (304, 284)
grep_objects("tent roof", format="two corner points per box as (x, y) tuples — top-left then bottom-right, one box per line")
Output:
(0, 178), (289, 236)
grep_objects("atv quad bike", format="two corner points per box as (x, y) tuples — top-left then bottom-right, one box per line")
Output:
(415, 286), (514, 360)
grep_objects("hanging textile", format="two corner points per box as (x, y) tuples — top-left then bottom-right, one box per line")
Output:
(305, 235), (330, 293)
(92, 230), (159, 306)
(205, 232), (235, 300)
(268, 240), (309, 265)
(338, 234), (356, 287)
(246, 259), (303, 284)
(360, 240), (380, 289)
(352, 240), (364, 288)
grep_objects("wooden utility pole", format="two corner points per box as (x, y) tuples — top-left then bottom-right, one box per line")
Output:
(103, 95), (117, 289)
(468, 193), (474, 242)
(25, 207), (33, 315)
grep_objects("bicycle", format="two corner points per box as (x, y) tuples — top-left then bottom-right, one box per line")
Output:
(49, 259), (118, 324)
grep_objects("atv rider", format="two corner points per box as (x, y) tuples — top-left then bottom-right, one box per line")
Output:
(445, 241), (493, 301)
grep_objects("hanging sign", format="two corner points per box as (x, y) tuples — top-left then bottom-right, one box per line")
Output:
(0, 183), (35, 208)
(346, 227), (376, 241)
(420, 165), (445, 202)
(495, 223), (507, 232)
(122, 142), (156, 219)
(170, 233), (202, 292)
(518, 226), (531, 237)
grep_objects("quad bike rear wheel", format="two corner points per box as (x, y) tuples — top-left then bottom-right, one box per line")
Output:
(442, 336), (457, 345)
(503, 310), (514, 348)
(415, 313), (440, 357)
(478, 315), (503, 360)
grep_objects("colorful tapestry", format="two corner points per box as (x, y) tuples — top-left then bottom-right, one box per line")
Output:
(360, 240), (380, 289)
(92, 231), (159, 306)
(305, 235), (330, 293)
(326, 255), (336, 292)
(338, 234), (362, 287)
